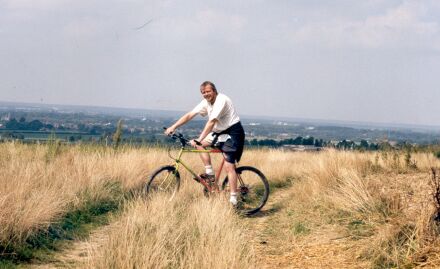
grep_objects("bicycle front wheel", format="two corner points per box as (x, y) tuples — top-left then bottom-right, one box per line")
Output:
(146, 165), (180, 199)
(222, 166), (270, 215)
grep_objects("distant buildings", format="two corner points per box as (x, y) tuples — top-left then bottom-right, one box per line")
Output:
(282, 145), (322, 152)
(1, 113), (11, 121)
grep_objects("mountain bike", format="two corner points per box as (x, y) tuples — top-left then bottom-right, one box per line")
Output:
(146, 130), (270, 215)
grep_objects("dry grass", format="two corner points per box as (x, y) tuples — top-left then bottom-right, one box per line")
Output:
(221, 148), (440, 268)
(86, 184), (254, 269)
(2, 142), (440, 268)
(0, 142), (169, 247)
(266, 149), (440, 268)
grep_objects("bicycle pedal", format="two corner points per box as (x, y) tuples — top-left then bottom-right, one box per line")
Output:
(203, 180), (215, 189)
(208, 185), (219, 192)
(199, 173), (215, 183)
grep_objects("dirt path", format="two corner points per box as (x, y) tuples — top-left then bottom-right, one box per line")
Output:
(28, 225), (113, 269)
(29, 185), (369, 269)
(245, 186), (370, 269)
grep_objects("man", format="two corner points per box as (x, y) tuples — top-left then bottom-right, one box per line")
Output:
(165, 81), (245, 206)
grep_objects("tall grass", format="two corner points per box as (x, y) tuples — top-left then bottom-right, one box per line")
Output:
(275, 149), (440, 267)
(2, 142), (440, 267)
(0, 142), (169, 256)
(86, 185), (254, 269)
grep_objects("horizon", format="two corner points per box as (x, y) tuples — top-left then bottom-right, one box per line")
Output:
(2, 99), (440, 131)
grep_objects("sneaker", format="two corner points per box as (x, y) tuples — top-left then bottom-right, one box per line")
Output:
(199, 173), (215, 183)
(229, 193), (238, 206)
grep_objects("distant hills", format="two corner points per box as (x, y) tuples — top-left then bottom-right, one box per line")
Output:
(0, 101), (181, 118)
(2, 100), (439, 133)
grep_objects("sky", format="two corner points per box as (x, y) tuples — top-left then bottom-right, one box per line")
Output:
(1, 0), (440, 126)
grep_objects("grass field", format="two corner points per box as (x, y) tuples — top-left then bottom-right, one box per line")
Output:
(1, 142), (440, 268)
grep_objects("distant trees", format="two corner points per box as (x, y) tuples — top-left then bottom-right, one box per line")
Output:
(336, 140), (354, 150)
(335, 139), (380, 151)
(28, 120), (44, 130)
(360, 140), (369, 148)
(244, 136), (382, 151)
(314, 139), (324, 147)
(0, 117), (402, 151)
(5, 118), (46, 131)
(3, 118), (114, 135)
(302, 137), (314, 145)
(5, 118), (19, 129)
(246, 136), (323, 147)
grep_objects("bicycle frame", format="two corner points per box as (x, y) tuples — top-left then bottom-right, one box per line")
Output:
(168, 146), (225, 191)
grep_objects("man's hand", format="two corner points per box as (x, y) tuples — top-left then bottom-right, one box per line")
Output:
(164, 127), (175, 136)
(190, 139), (198, 148)
(189, 139), (202, 148)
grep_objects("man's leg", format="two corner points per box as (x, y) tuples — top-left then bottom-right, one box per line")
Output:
(196, 139), (215, 179)
(224, 161), (238, 205)
(195, 144), (212, 166)
(197, 134), (214, 168)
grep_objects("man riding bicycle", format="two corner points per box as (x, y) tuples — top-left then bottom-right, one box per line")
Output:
(165, 81), (245, 206)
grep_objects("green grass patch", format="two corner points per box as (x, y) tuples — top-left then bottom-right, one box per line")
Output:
(291, 221), (310, 236)
(286, 209), (296, 217)
(347, 219), (375, 239)
(254, 184), (266, 197)
(269, 201), (283, 213)
(0, 181), (124, 265)
(0, 260), (22, 269)
(269, 177), (295, 190)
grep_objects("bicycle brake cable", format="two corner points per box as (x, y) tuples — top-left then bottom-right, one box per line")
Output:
(167, 146), (177, 161)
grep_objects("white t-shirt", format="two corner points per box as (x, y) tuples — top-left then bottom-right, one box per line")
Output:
(191, 93), (240, 132)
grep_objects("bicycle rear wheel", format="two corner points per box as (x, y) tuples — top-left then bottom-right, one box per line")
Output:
(146, 165), (180, 199)
(222, 166), (269, 215)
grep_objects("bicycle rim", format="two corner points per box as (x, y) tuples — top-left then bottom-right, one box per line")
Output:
(147, 166), (180, 200)
(222, 166), (269, 215)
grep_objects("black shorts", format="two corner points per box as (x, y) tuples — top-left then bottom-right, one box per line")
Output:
(213, 122), (245, 164)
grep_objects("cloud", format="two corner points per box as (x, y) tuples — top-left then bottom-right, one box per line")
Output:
(148, 8), (247, 43)
(63, 17), (105, 41)
(3, 0), (73, 11)
(289, 0), (440, 50)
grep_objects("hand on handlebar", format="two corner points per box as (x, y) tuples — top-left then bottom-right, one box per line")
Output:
(164, 126), (175, 136)
(190, 139), (202, 148)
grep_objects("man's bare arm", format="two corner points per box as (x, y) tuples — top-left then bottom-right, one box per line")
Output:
(165, 111), (197, 135)
(197, 118), (217, 142)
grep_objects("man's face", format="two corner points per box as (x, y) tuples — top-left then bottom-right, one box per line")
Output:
(200, 85), (217, 104)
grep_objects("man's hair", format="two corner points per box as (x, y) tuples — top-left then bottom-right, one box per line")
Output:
(200, 81), (217, 93)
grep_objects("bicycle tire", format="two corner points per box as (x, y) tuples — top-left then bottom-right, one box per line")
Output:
(146, 165), (180, 198)
(222, 166), (270, 215)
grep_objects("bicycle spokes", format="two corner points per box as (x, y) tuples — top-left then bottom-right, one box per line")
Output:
(157, 172), (174, 191)
(227, 167), (269, 214)
(147, 166), (180, 200)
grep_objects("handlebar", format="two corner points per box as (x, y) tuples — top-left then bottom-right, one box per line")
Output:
(163, 127), (202, 147)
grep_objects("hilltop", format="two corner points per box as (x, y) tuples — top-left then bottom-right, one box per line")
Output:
(1, 144), (440, 268)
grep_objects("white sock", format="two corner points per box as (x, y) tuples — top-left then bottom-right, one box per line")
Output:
(205, 165), (214, 175)
(230, 192), (238, 205)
